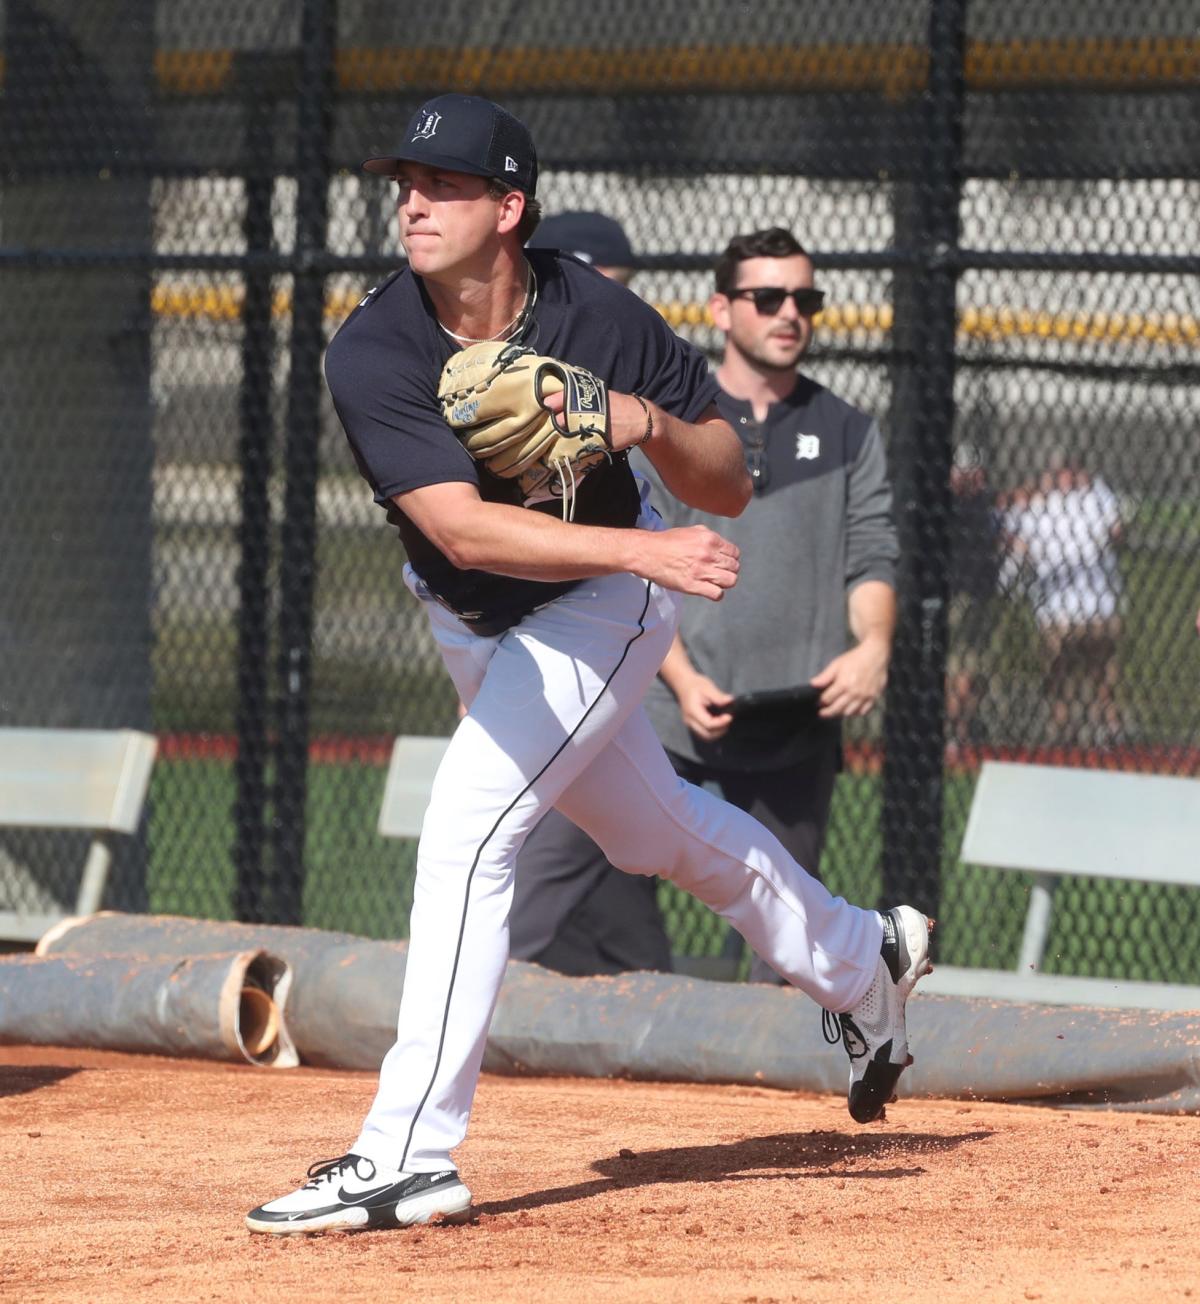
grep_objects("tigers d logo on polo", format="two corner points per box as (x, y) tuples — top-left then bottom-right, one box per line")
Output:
(796, 433), (821, 460)
(411, 109), (442, 141)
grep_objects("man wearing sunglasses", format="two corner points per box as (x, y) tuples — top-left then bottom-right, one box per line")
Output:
(642, 226), (899, 983)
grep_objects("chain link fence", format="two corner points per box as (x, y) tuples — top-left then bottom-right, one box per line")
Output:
(2, 0), (1197, 980)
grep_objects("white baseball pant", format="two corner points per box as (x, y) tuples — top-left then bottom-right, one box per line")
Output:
(353, 527), (883, 1174)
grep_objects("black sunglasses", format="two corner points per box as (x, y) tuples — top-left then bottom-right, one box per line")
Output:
(743, 423), (770, 494)
(728, 286), (826, 317)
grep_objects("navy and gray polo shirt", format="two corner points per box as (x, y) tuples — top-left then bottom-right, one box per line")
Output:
(640, 376), (899, 771)
(324, 249), (720, 627)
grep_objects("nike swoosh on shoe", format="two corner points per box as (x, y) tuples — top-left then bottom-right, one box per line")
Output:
(335, 1182), (406, 1206)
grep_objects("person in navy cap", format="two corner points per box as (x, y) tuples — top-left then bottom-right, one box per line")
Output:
(510, 208), (673, 977)
(246, 94), (932, 1237)
(528, 210), (638, 286)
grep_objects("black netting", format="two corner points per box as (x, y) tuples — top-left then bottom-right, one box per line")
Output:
(2, 1), (1197, 978)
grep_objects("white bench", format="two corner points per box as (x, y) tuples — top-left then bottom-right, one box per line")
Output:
(0, 728), (158, 943)
(921, 760), (1200, 1010)
(377, 735), (451, 839)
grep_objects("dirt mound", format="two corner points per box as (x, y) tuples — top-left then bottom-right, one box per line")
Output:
(3, 1045), (1196, 1303)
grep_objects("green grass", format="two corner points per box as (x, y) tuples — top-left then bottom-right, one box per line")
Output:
(148, 759), (419, 937)
(147, 757), (1200, 985)
(144, 515), (1200, 979)
(1129, 497), (1200, 540)
(153, 528), (1200, 745)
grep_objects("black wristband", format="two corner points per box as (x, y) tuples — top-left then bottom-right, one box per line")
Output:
(632, 394), (654, 446)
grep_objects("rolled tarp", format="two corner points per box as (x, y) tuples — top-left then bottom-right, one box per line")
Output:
(490, 963), (1200, 1113)
(0, 947), (298, 1067)
(38, 913), (397, 1069)
(36, 912), (1200, 1111)
(905, 996), (1200, 1114)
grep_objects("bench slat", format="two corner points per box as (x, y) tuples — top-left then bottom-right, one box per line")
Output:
(0, 729), (157, 833)
(377, 735), (451, 840)
(962, 761), (1200, 888)
(922, 965), (1200, 1012)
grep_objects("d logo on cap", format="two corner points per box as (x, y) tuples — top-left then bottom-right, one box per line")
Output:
(411, 110), (442, 142)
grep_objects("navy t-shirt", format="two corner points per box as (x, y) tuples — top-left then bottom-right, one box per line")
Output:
(325, 249), (720, 625)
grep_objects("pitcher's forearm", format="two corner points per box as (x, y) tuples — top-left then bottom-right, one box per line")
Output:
(640, 405), (751, 517)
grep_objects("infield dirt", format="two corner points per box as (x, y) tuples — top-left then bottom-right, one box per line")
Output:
(1, 1045), (1196, 1303)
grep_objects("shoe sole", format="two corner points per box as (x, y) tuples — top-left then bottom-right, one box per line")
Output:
(847, 910), (935, 1124)
(245, 1182), (473, 1236)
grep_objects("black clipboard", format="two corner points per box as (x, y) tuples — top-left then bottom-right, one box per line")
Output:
(716, 684), (821, 718)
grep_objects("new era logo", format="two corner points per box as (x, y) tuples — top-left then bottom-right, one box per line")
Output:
(504, 155), (519, 173)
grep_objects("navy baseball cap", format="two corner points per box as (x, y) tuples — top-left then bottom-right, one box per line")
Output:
(363, 93), (538, 197)
(527, 211), (637, 269)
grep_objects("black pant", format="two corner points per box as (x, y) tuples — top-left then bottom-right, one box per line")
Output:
(509, 734), (840, 981)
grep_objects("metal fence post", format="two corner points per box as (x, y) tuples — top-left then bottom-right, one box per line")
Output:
(881, 0), (966, 924)
(268, 0), (337, 924)
(233, 53), (279, 923)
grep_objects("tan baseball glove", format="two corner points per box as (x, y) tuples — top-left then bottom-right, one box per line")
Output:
(437, 341), (612, 513)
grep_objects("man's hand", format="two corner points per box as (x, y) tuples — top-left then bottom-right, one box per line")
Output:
(811, 638), (890, 718)
(673, 672), (736, 741)
(634, 526), (740, 601)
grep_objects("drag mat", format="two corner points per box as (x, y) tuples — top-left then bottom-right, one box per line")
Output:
(37, 913), (1200, 1112)
(0, 949), (297, 1067)
(1, 1045), (1197, 1303)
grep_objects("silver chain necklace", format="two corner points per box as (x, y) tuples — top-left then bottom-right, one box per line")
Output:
(439, 261), (536, 345)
